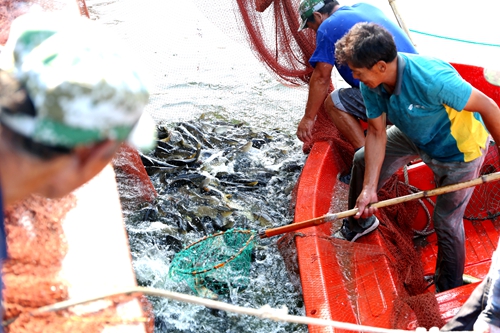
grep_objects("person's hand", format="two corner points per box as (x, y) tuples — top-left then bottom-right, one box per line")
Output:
(474, 318), (500, 333)
(296, 116), (315, 142)
(354, 188), (379, 219)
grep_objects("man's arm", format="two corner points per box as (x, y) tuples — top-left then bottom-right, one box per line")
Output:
(464, 88), (500, 147)
(354, 113), (387, 219)
(296, 62), (333, 142)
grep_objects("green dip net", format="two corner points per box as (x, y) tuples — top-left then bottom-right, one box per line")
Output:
(168, 229), (256, 298)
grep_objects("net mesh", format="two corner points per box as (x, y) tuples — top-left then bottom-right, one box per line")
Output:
(233, 0), (315, 86)
(278, 144), (500, 330)
(6, 0), (491, 329)
(193, 0), (500, 328)
(228, 0), (357, 168)
(465, 144), (500, 220)
(168, 229), (256, 298)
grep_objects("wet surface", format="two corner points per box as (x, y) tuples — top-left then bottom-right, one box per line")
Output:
(125, 118), (308, 332)
(84, 0), (311, 330)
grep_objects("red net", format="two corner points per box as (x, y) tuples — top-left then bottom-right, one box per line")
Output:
(206, 0), (357, 168)
(465, 145), (500, 220)
(218, 0), (500, 329)
(234, 0), (314, 86)
(281, 147), (500, 330)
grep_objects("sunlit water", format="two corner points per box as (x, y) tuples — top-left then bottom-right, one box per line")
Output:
(126, 118), (308, 332)
(86, 0), (310, 332)
(84, 0), (500, 331)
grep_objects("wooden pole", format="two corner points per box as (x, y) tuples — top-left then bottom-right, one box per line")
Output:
(5, 286), (440, 333)
(259, 171), (500, 238)
(388, 0), (416, 46)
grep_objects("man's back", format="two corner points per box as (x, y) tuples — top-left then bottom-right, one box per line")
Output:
(309, 3), (417, 87)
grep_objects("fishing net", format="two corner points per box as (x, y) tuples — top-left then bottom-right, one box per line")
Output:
(187, 0), (500, 329)
(464, 143), (500, 220)
(168, 229), (256, 297)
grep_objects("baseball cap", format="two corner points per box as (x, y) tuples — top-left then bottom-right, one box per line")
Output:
(298, 0), (325, 31)
(0, 12), (157, 152)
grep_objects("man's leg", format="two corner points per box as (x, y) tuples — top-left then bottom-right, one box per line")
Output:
(422, 147), (487, 292)
(324, 88), (366, 150)
(339, 126), (419, 238)
(441, 278), (491, 331)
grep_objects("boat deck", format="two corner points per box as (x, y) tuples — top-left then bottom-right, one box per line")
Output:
(293, 146), (500, 332)
(396, 160), (500, 327)
(293, 62), (500, 333)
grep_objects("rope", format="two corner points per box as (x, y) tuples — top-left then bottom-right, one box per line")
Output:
(409, 29), (500, 48)
(402, 164), (435, 237)
(2, 286), (464, 332)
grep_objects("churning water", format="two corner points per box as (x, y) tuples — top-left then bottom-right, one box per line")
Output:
(86, 0), (310, 332)
(84, 0), (500, 332)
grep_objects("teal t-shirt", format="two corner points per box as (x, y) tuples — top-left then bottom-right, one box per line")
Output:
(361, 53), (489, 162)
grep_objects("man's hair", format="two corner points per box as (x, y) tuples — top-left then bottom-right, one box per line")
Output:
(335, 22), (397, 69)
(307, 0), (339, 24)
(0, 71), (72, 160)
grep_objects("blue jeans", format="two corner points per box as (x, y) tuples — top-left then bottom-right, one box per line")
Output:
(348, 126), (487, 292)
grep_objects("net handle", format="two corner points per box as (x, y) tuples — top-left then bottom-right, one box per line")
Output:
(259, 171), (500, 238)
(182, 230), (256, 276)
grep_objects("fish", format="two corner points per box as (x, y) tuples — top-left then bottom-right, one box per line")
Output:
(154, 145), (197, 160)
(219, 181), (260, 191)
(195, 206), (225, 219)
(202, 185), (232, 202)
(463, 274), (481, 284)
(279, 161), (303, 172)
(163, 143), (201, 167)
(156, 125), (169, 140)
(193, 277), (219, 300)
(240, 141), (253, 153)
(156, 139), (175, 150)
(194, 284), (219, 300)
(180, 122), (215, 149)
(168, 172), (207, 188)
(213, 135), (241, 147)
(148, 165), (186, 177)
(252, 212), (274, 227)
(163, 129), (184, 145)
(177, 187), (224, 207)
(217, 173), (262, 186)
(212, 125), (233, 135)
(140, 152), (182, 169)
(176, 124), (203, 148)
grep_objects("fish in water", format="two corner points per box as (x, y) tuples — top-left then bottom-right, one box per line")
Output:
(127, 117), (305, 303)
(193, 279), (219, 300)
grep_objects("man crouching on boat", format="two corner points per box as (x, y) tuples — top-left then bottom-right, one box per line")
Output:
(0, 12), (156, 324)
(332, 22), (500, 293)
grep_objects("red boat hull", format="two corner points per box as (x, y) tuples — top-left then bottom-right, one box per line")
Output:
(293, 63), (500, 332)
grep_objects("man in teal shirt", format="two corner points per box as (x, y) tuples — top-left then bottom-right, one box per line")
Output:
(333, 22), (500, 292)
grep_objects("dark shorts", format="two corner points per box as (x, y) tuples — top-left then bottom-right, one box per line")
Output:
(330, 87), (367, 122)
